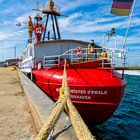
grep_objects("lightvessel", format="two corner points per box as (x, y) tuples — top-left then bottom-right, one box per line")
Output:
(21, 0), (127, 125)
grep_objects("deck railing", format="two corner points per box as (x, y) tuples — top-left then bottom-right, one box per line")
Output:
(43, 47), (127, 68)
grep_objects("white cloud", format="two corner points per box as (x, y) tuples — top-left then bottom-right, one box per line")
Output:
(3, 20), (14, 26)
(0, 33), (15, 40)
(0, 0), (5, 3)
(16, 12), (35, 23)
(59, 12), (130, 34)
(60, 0), (105, 12)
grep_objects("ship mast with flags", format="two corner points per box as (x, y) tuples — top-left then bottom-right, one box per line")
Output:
(111, 0), (136, 77)
(27, 0), (63, 43)
(111, 0), (136, 49)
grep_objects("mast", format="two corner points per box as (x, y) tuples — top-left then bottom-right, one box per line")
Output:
(36, 0), (39, 16)
(122, 0), (136, 79)
(123, 0), (136, 49)
(42, 0), (61, 41)
(34, 0), (42, 23)
(33, 0), (44, 42)
(15, 46), (16, 60)
(28, 16), (33, 43)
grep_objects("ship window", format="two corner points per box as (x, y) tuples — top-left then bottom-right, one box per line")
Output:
(29, 47), (33, 57)
(23, 51), (26, 59)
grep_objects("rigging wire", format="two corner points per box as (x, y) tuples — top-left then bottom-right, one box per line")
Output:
(121, 0), (136, 76)
(123, 0), (136, 49)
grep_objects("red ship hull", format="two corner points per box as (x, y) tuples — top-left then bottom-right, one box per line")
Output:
(32, 61), (126, 125)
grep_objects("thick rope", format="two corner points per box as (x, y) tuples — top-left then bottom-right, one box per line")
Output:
(36, 60), (69, 140)
(66, 99), (95, 140)
(36, 91), (68, 140)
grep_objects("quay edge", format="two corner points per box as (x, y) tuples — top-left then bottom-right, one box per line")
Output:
(18, 70), (77, 140)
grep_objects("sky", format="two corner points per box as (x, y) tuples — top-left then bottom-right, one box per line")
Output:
(0, 0), (140, 66)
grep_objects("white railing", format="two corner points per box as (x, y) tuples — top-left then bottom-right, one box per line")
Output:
(103, 33), (117, 49)
(43, 47), (127, 68)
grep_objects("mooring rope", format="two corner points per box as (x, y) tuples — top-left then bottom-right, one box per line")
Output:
(36, 60), (69, 140)
(36, 60), (95, 140)
(66, 98), (95, 140)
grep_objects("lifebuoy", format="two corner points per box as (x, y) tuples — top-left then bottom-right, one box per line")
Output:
(90, 46), (95, 53)
(74, 47), (84, 57)
(97, 49), (111, 60)
(105, 49), (111, 60)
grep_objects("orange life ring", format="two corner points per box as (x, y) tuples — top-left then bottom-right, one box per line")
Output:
(90, 46), (95, 53)
(74, 47), (84, 57)
(97, 49), (111, 60)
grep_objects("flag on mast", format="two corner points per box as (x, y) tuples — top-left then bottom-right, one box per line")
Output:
(111, 0), (134, 16)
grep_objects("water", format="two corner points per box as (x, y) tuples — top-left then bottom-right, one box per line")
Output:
(94, 70), (140, 140)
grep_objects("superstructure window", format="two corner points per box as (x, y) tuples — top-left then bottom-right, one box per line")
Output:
(29, 47), (33, 57)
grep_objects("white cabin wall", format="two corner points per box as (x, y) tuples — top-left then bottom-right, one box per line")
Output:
(34, 41), (87, 62)
(21, 40), (88, 70)
(35, 43), (61, 61)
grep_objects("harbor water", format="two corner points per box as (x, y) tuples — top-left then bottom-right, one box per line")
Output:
(94, 70), (140, 140)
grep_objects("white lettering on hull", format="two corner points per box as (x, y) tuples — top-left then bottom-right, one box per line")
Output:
(56, 88), (108, 95)
(70, 95), (91, 100)
(56, 88), (108, 100)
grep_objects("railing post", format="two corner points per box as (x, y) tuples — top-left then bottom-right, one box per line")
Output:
(71, 50), (73, 63)
(58, 56), (59, 66)
(102, 48), (104, 68)
(43, 56), (45, 68)
(86, 49), (88, 61)
(114, 35), (117, 49)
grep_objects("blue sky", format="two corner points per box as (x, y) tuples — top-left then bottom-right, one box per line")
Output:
(0, 0), (140, 66)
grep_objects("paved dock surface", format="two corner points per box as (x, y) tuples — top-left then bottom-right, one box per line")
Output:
(0, 67), (37, 140)
(18, 69), (77, 140)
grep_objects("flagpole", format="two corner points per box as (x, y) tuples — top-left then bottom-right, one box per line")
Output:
(123, 0), (136, 49)
(122, 0), (136, 79)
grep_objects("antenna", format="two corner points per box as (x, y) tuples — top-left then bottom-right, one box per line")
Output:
(36, 0), (39, 15)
